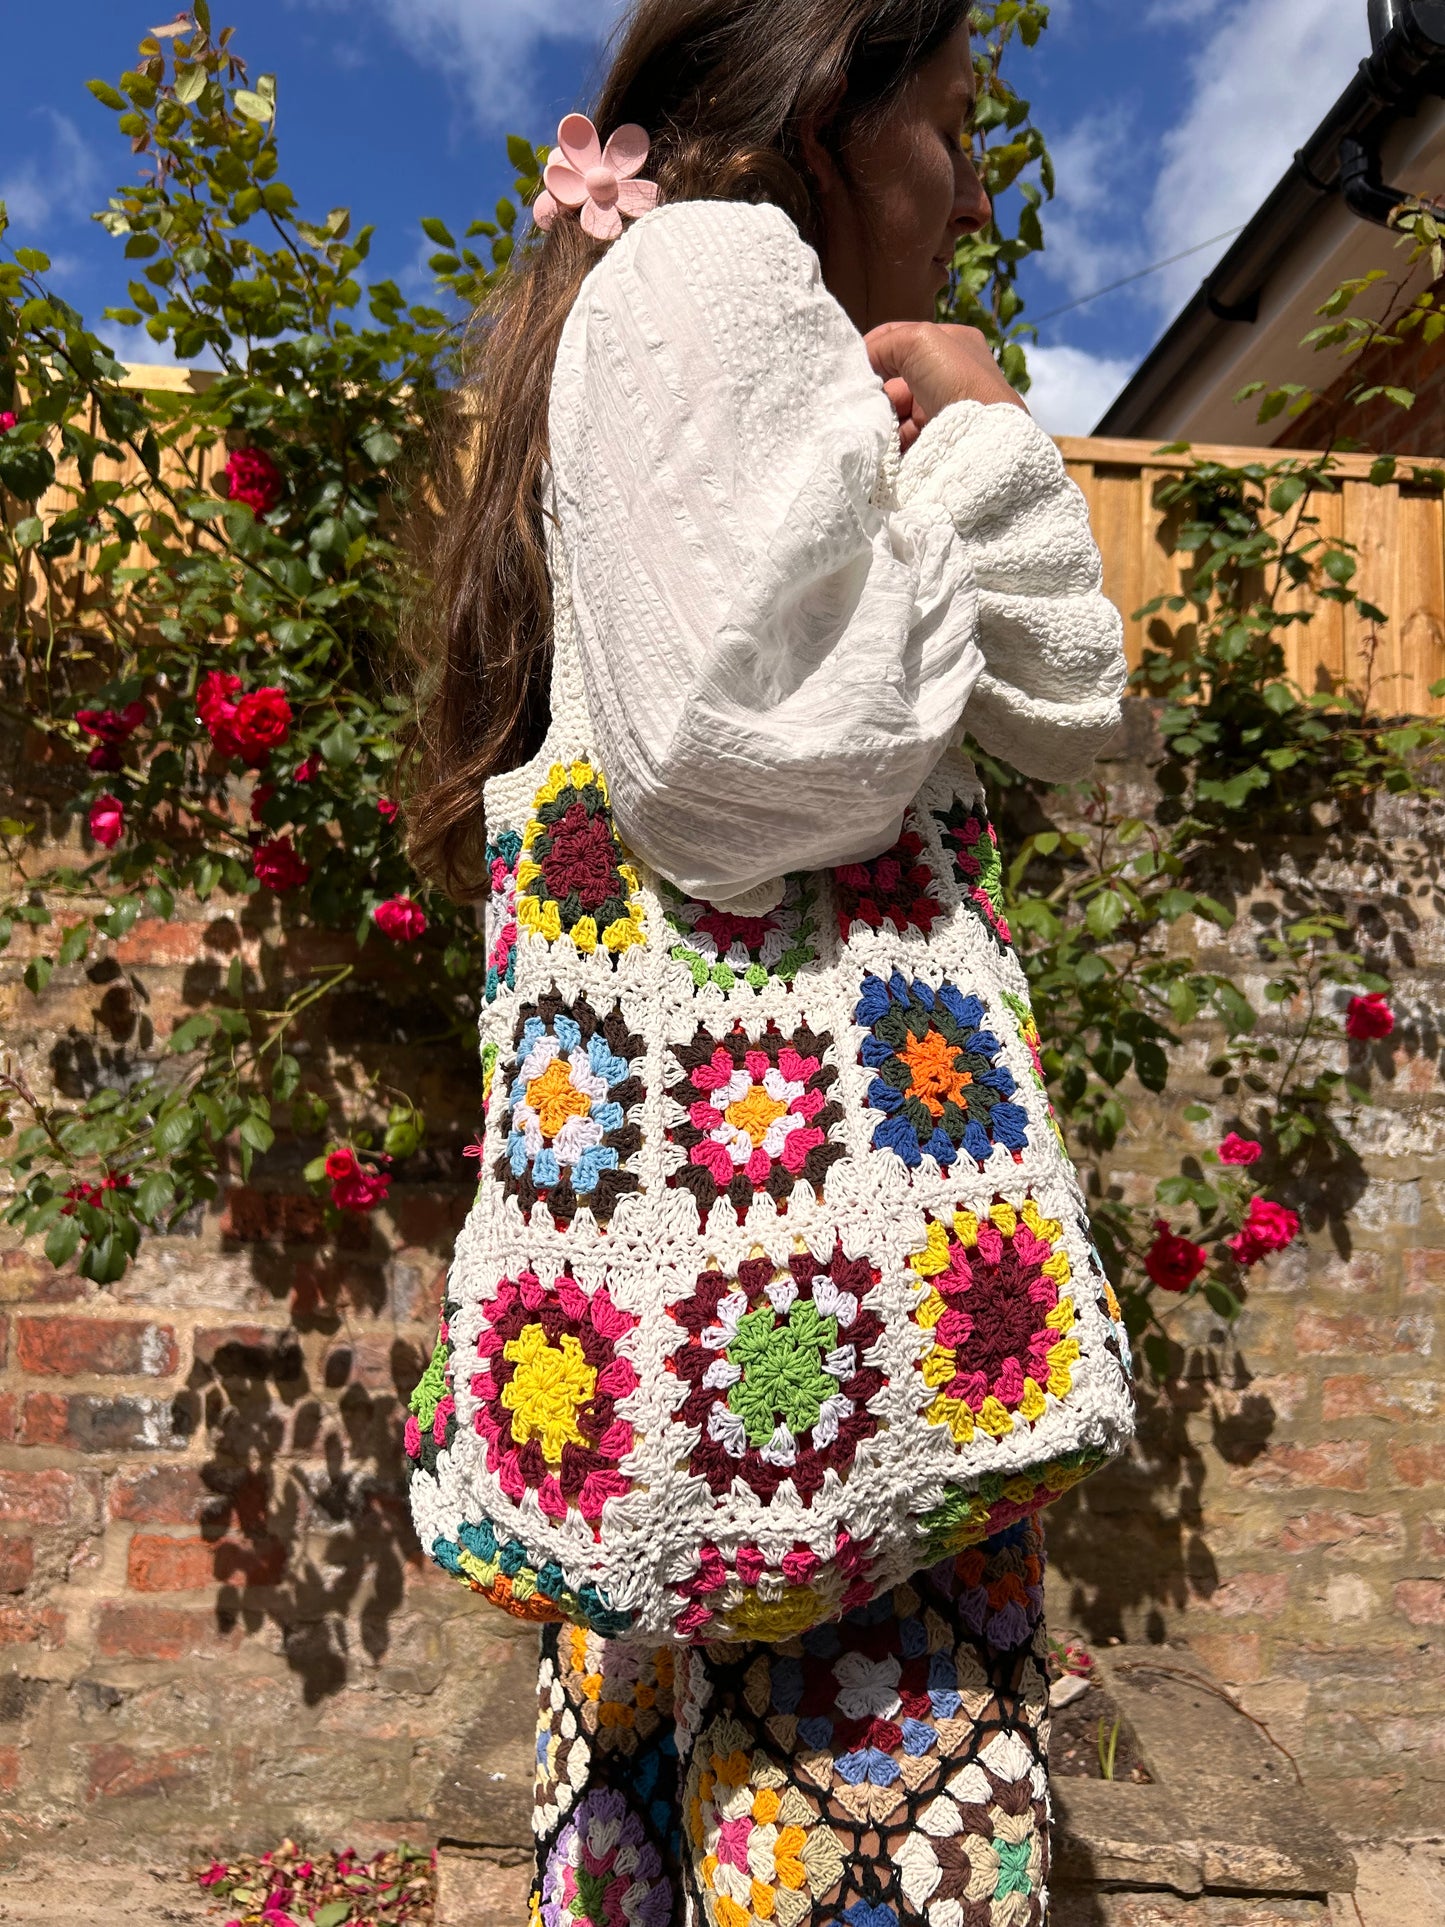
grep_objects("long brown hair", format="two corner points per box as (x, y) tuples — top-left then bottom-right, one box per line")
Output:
(406, 0), (972, 898)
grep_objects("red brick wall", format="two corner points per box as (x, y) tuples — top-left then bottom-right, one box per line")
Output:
(2, 717), (1442, 1852)
(1275, 290), (1445, 455)
(0, 797), (543, 1858)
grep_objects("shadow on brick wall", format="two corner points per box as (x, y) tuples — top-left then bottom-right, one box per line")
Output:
(186, 1322), (429, 1704)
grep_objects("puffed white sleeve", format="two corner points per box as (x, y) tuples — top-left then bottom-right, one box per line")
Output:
(547, 198), (985, 909)
(897, 400), (1128, 782)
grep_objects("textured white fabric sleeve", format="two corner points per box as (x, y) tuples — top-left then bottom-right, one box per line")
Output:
(897, 400), (1128, 783)
(548, 199), (986, 908)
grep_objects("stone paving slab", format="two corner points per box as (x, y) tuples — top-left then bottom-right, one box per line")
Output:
(433, 1845), (531, 1925)
(1052, 1897), (1330, 1925)
(0, 1856), (215, 1925)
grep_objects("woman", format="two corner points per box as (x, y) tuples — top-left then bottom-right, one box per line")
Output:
(409, 2), (1127, 1922)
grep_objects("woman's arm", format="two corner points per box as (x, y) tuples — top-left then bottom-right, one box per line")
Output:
(897, 398), (1127, 783)
(548, 199), (1121, 906)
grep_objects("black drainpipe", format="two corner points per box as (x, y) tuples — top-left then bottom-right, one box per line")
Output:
(1340, 0), (1445, 227)
(1198, 0), (1445, 325)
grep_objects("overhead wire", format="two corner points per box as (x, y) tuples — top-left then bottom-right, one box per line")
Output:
(1027, 225), (1248, 330)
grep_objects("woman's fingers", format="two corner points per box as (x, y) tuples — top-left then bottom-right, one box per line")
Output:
(866, 323), (925, 390)
(864, 321), (1026, 425)
(883, 376), (914, 425)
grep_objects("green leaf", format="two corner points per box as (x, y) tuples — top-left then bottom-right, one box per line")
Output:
(153, 1108), (198, 1156)
(1204, 1280), (1243, 1319)
(24, 958), (53, 996)
(1268, 474), (1307, 513)
(238, 1112), (275, 1154)
(313, 1903), (353, 1927)
(170, 1014), (217, 1054)
(420, 216), (455, 247)
(45, 1218), (82, 1269)
(57, 923), (90, 967)
(1085, 889), (1126, 940)
(174, 64), (207, 104)
(233, 88), (274, 123)
(134, 1173), (177, 1222)
(87, 79), (127, 110)
(360, 426), (401, 467)
(321, 721), (359, 768)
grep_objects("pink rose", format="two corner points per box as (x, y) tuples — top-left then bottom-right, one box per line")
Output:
(377, 797), (399, 821)
(293, 755), (320, 783)
(0, 412), (16, 432)
(373, 895), (427, 942)
(1345, 993), (1394, 1042)
(324, 1146), (391, 1213)
(198, 670), (244, 757)
(1218, 1133), (1262, 1166)
(89, 793), (125, 849)
(223, 446), (283, 517)
(1227, 1197), (1300, 1269)
(252, 836), (310, 892)
(231, 686), (292, 767)
(1143, 1220), (1206, 1293)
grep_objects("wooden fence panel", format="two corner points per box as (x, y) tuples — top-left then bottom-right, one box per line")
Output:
(1057, 434), (1445, 716)
(8, 376), (1445, 717)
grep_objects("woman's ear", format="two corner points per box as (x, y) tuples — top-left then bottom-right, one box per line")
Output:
(797, 76), (847, 195)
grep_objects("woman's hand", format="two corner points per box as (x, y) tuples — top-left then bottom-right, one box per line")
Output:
(866, 322), (1027, 451)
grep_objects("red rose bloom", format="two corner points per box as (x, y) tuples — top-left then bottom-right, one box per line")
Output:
(294, 755), (320, 783)
(324, 1147), (391, 1213)
(198, 670), (244, 757)
(223, 446), (283, 517)
(1227, 1197), (1300, 1269)
(373, 895), (427, 942)
(88, 794), (125, 849)
(76, 701), (147, 771)
(377, 797), (399, 821)
(250, 783), (276, 824)
(252, 836), (311, 892)
(0, 411), (16, 432)
(1218, 1133), (1262, 1166)
(1144, 1220), (1206, 1293)
(1345, 993), (1394, 1042)
(231, 686), (293, 767)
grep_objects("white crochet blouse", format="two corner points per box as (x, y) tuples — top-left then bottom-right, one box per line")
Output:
(547, 198), (1126, 911)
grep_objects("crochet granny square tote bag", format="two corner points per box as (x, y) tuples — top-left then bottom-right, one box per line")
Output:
(406, 614), (1136, 1647)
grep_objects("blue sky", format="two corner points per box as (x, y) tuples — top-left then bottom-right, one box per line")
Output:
(2, 0), (1370, 434)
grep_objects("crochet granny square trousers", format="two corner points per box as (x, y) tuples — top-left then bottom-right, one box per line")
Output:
(529, 1518), (1051, 1927)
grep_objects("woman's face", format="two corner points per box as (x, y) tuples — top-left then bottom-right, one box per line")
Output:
(815, 22), (992, 332)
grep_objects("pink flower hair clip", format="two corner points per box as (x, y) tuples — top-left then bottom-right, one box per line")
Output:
(533, 112), (660, 241)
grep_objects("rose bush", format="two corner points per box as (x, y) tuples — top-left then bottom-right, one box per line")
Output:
(0, 4), (1431, 1377)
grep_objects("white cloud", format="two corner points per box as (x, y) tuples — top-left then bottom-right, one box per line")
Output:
(1144, 0), (1214, 23)
(1033, 110), (1142, 302)
(1146, 0), (1370, 315)
(98, 320), (182, 372)
(370, 0), (631, 127)
(1024, 342), (1135, 436)
(0, 110), (98, 237)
